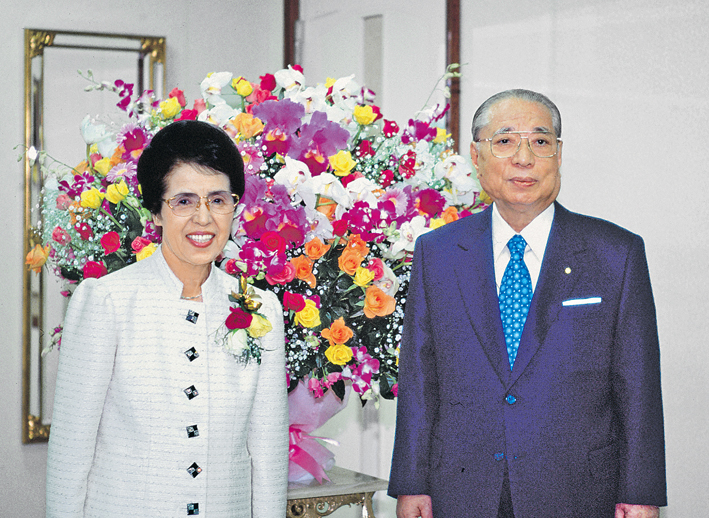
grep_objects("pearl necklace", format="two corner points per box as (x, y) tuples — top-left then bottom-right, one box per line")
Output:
(180, 293), (202, 300)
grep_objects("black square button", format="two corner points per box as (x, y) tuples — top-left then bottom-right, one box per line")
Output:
(186, 310), (199, 324)
(184, 385), (198, 399)
(187, 462), (202, 478)
(185, 347), (199, 361)
(186, 424), (199, 438)
(187, 503), (199, 515)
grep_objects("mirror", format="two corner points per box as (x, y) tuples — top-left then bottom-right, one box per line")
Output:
(22, 29), (166, 443)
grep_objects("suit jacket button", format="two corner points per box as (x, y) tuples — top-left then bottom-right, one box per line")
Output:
(505, 394), (517, 405)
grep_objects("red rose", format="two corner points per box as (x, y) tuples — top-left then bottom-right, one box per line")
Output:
(357, 140), (375, 158)
(260, 231), (286, 254)
(332, 219), (348, 236)
(101, 231), (121, 255)
(259, 73), (276, 91)
(283, 291), (306, 312)
(224, 259), (240, 275)
(226, 307), (253, 330)
(379, 169), (395, 187)
(83, 261), (107, 279)
(175, 109), (198, 121)
(75, 222), (94, 240)
(383, 119), (400, 137)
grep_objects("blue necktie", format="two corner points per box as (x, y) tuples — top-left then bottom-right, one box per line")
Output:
(499, 235), (532, 370)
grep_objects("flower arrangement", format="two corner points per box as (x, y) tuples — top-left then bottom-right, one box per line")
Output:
(28, 64), (488, 403)
(220, 276), (273, 364)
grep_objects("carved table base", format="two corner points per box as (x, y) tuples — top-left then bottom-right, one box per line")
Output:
(287, 467), (388, 518)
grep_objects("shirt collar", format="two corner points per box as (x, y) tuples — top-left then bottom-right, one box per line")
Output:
(492, 202), (555, 262)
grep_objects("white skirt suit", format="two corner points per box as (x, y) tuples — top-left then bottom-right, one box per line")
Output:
(46, 248), (288, 517)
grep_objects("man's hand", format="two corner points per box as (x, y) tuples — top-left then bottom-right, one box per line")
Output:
(615, 503), (660, 518)
(396, 494), (433, 518)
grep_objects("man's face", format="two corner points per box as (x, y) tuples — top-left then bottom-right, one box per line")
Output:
(470, 98), (562, 227)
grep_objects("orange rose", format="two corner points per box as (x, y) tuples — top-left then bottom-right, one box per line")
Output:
(304, 237), (330, 261)
(291, 255), (316, 288)
(363, 285), (396, 318)
(25, 243), (50, 274)
(344, 233), (370, 257)
(338, 247), (364, 276)
(441, 206), (460, 224)
(315, 196), (338, 221)
(321, 317), (353, 346)
(229, 112), (264, 139)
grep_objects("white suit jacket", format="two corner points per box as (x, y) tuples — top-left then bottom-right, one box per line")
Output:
(46, 248), (288, 517)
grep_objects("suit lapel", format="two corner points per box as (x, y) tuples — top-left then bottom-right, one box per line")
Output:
(452, 208), (510, 385)
(509, 203), (589, 385)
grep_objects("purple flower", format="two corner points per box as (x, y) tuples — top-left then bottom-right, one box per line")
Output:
(58, 172), (96, 199)
(252, 99), (305, 156)
(288, 110), (349, 175)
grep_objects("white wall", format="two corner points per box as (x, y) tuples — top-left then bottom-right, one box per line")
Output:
(460, 1), (709, 516)
(305, 1), (709, 517)
(0, 1), (282, 516)
(4, 0), (708, 516)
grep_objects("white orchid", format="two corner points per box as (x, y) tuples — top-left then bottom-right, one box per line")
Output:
(275, 65), (305, 93)
(385, 215), (431, 259)
(200, 72), (233, 105)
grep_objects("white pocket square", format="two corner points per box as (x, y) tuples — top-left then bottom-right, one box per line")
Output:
(562, 297), (602, 306)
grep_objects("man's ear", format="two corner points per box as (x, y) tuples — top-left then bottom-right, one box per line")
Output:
(470, 142), (480, 173)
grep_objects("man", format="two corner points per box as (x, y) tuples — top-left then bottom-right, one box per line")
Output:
(388, 90), (666, 518)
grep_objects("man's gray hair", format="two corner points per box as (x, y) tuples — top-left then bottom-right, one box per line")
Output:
(471, 89), (562, 142)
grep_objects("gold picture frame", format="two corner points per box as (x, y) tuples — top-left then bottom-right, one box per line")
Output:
(22, 29), (166, 443)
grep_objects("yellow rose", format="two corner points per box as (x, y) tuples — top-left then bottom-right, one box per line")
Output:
(105, 180), (129, 204)
(136, 242), (157, 261)
(328, 150), (356, 177)
(94, 157), (112, 176)
(353, 266), (376, 287)
(325, 343), (353, 366)
(294, 299), (321, 328)
(433, 127), (450, 144)
(80, 188), (105, 209)
(353, 105), (377, 126)
(159, 97), (181, 119)
(247, 313), (273, 338)
(429, 218), (446, 230)
(232, 76), (254, 97)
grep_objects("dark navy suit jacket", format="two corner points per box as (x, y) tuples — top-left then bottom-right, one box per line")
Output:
(388, 203), (666, 517)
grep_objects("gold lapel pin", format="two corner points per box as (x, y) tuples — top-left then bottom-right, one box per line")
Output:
(564, 267), (572, 274)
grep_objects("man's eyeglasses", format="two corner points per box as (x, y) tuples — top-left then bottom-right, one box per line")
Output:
(476, 131), (562, 159)
(163, 192), (240, 217)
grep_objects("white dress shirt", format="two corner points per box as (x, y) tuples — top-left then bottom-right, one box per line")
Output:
(492, 202), (555, 294)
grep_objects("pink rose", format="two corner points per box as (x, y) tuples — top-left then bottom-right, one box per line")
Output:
(51, 226), (71, 245)
(265, 261), (296, 285)
(55, 193), (73, 210)
(169, 87), (187, 107)
(131, 236), (152, 252)
(366, 258), (385, 281)
(101, 231), (121, 254)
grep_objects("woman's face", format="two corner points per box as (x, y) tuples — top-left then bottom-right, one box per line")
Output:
(152, 162), (234, 282)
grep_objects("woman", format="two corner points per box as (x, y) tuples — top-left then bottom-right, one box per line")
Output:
(46, 120), (288, 517)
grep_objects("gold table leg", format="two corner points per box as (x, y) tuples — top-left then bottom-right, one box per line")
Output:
(287, 491), (378, 518)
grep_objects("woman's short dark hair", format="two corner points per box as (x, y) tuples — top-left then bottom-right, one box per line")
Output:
(137, 120), (245, 215)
